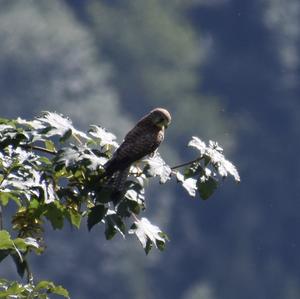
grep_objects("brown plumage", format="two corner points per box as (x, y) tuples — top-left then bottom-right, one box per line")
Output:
(104, 108), (171, 190)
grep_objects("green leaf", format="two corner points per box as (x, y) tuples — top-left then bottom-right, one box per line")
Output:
(38, 156), (52, 165)
(183, 162), (203, 178)
(0, 250), (10, 263)
(95, 187), (114, 204)
(35, 281), (70, 298)
(44, 140), (56, 152)
(67, 209), (82, 229)
(0, 192), (21, 207)
(2, 281), (25, 296)
(50, 285), (70, 298)
(35, 280), (55, 290)
(198, 177), (218, 200)
(44, 203), (65, 230)
(104, 212), (126, 240)
(105, 223), (117, 240)
(59, 129), (72, 143)
(125, 188), (145, 205)
(128, 200), (141, 214)
(87, 205), (107, 231)
(0, 193), (11, 206)
(10, 253), (27, 278)
(12, 238), (28, 252)
(145, 238), (153, 255)
(0, 230), (13, 250)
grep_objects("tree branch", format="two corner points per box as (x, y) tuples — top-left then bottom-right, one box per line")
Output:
(171, 157), (203, 170)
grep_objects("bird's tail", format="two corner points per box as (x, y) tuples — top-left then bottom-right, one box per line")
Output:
(104, 167), (130, 204)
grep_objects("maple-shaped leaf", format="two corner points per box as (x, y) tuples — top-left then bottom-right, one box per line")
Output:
(205, 141), (240, 182)
(36, 112), (89, 140)
(54, 147), (80, 169)
(0, 124), (15, 131)
(80, 150), (108, 171)
(129, 217), (167, 254)
(188, 137), (240, 182)
(2, 168), (55, 203)
(176, 172), (197, 197)
(188, 136), (206, 156)
(88, 125), (118, 148)
(16, 117), (45, 130)
(55, 146), (107, 172)
(144, 153), (172, 183)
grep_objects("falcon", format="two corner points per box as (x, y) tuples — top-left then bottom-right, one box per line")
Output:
(104, 108), (171, 191)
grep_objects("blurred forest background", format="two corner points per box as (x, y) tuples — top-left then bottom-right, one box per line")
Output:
(0, 0), (300, 298)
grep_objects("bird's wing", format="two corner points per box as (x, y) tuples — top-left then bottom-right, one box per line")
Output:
(104, 128), (163, 176)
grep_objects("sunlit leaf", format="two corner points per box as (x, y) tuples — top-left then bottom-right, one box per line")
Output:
(23, 237), (40, 249)
(129, 217), (167, 254)
(144, 153), (171, 183)
(89, 125), (118, 148)
(16, 117), (45, 130)
(205, 141), (240, 182)
(188, 136), (206, 156)
(36, 112), (89, 140)
(187, 137), (240, 182)
(80, 150), (107, 171)
(176, 172), (197, 197)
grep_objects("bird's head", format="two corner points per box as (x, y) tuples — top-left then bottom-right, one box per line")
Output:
(150, 108), (171, 129)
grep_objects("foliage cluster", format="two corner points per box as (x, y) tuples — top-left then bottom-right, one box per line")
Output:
(0, 112), (239, 298)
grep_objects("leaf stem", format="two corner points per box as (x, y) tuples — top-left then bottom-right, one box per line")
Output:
(171, 157), (203, 170)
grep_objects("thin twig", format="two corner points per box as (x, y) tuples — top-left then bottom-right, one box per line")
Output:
(73, 133), (83, 145)
(20, 144), (57, 155)
(25, 259), (34, 284)
(0, 205), (3, 230)
(131, 212), (139, 222)
(171, 157), (203, 170)
(0, 168), (12, 230)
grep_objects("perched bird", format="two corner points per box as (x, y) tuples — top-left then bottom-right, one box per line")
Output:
(104, 107), (171, 192)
